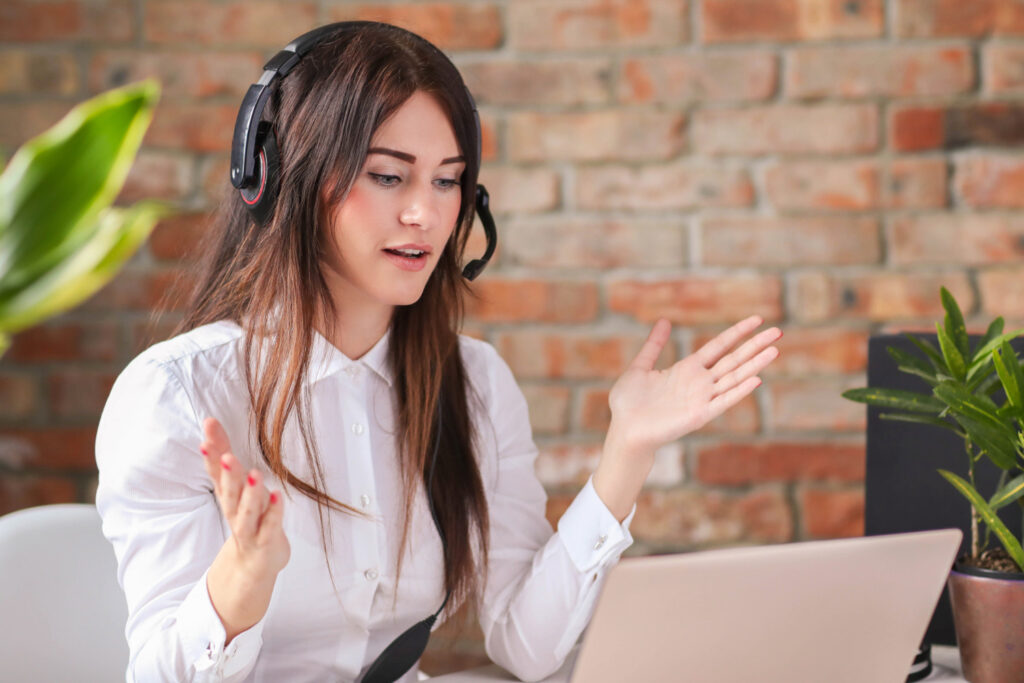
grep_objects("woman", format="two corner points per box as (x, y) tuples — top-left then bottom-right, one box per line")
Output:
(95, 21), (781, 683)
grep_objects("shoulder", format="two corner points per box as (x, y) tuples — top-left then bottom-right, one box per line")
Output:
(118, 320), (246, 390)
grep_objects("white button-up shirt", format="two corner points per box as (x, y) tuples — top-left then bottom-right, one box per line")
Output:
(95, 321), (634, 682)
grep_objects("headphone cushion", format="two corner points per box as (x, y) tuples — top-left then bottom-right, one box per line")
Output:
(240, 126), (280, 226)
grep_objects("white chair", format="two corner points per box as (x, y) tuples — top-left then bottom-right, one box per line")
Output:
(0, 503), (128, 682)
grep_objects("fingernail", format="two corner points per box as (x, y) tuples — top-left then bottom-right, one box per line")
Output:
(200, 446), (208, 457)
(247, 473), (256, 487)
(221, 459), (230, 471)
(269, 492), (279, 504)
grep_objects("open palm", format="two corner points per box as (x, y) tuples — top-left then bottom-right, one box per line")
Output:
(608, 316), (781, 454)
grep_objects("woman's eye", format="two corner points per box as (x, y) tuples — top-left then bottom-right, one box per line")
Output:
(435, 178), (459, 190)
(369, 173), (400, 187)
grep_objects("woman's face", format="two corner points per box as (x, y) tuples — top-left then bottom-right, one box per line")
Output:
(321, 90), (465, 321)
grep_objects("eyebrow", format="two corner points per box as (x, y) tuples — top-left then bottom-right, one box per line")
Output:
(367, 147), (465, 166)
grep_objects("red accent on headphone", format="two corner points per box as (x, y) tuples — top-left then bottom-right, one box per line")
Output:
(241, 148), (267, 205)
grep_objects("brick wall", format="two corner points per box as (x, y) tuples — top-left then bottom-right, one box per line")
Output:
(3, 0), (1024, 672)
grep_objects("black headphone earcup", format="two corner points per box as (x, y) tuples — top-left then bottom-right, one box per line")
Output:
(239, 124), (280, 226)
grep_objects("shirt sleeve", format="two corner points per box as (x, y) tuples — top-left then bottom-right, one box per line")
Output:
(95, 356), (264, 682)
(475, 345), (635, 683)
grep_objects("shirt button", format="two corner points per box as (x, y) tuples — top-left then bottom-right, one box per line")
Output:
(352, 423), (365, 435)
(594, 534), (608, 550)
(364, 568), (378, 581)
(345, 365), (361, 378)
(360, 494), (371, 508)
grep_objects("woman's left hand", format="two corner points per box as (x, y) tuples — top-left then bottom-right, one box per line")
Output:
(606, 315), (781, 458)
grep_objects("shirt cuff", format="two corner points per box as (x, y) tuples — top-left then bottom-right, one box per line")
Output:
(175, 569), (265, 677)
(556, 476), (635, 574)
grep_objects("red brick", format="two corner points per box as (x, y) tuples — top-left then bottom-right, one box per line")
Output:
(984, 44), (1024, 94)
(978, 268), (1024, 318)
(0, 50), (78, 95)
(0, 372), (38, 419)
(129, 317), (183, 356)
(89, 50), (263, 99)
(765, 161), (880, 210)
(955, 153), (1024, 208)
(508, 0), (688, 51)
(696, 441), (865, 485)
(535, 443), (603, 488)
(0, 428), (98, 471)
(631, 487), (793, 547)
(118, 150), (192, 204)
(890, 106), (945, 152)
(520, 384), (570, 435)
(0, 0), (134, 43)
(0, 101), (73, 148)
(695, 326), (869, 376)
(888, 158), (948, 209)
(576, 163), (753, 210)
(693, 104), (878, 155)
(466, 280), (598, 324)
(800, 487), (865, 539)
(702, 0), (883, 43)
(609, 276), (783, 325)
(496, 331), (677, 380)
(0, 475), (78, 516)
(149, 212), (211, 262)
(701, 216), (880, 267)
(507, 110), (685, 163)
(788, 271), (974, 323)
(480, 114), (498, 163)
(502, 218), (687, 269)
(5, 320), (119, 363)
(786, 45), (973, 98)
(144, 1), (317, 47)
(618, 52), (777, 104)
(328, 3), (502, 51)
(768, 378), (867, 432)
(890, 214), (1024, 266)
(896, 0), (1024, 38)
(145, 102), (238, 153)
(580, 387), (612, 433)
(48, 370), (118, 420)
(694, 393), (761, 436)
(477, 167), (560, 215)
(82, 268), (190, 313)
(458, 59), (612, 107)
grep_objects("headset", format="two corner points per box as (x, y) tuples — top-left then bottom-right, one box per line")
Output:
(229, 21), (497, 281)
(229, 23), (492, 682)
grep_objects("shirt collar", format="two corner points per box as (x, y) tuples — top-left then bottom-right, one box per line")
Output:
(309, 326), (393, 387)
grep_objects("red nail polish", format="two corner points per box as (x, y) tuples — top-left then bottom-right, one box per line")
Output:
(270, 492), (279, 504)
(221, 460), (230, 471)
(200, 446), (208, 457)
(247, 474), (256, 487)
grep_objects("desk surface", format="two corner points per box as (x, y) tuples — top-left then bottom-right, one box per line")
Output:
(429, 645), (966, 682)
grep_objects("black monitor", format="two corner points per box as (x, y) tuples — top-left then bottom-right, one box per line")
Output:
(865, 333), (1024, 645)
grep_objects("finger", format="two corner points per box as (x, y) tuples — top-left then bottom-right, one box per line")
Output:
(707, 376), (763, 418)
(629, 318), (671, 372)
(203, 417), (233, 457)
(198, 441), (221, 496)
(710, 326), (782, 382)
(713, 346), (779, 397)
(235, 469), (270, 542)
(693, 315), (764, 369)
(256, 490), (285, 545)
(219, 452), (244, 520)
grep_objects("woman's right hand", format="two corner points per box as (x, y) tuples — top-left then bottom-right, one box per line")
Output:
(200, 416), (290, 643)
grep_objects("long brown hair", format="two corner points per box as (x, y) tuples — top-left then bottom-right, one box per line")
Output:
(176, 23), (489, 613)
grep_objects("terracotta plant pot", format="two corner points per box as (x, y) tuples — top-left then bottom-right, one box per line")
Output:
(948, 563), (1024, 683)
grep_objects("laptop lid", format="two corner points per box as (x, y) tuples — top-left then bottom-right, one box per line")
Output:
(569, 529), (961, 683)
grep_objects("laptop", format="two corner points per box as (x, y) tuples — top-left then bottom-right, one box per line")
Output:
(430, 529), (962, 683)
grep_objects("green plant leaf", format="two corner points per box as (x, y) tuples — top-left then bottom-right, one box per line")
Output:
(879, 412), (962, 433)
(973, 316), (1005, 362)
(968, 328), (1024, 379)
(887, 345), (939, 385)
(990, 473), (1024, 511)
(934, 381), (1018, 470)
(941, 287), (970, 360)
(842, 387), (946, 413)
(907, 334), (948, 375)
(0, 79), (159, 298)
(0, 202), (164, 333)
(939, 470), (1024, 571)
(936, 322), (967, 382)
(994, 341), (1024, 412)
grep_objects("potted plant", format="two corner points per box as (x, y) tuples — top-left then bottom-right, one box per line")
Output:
(843, 288), (1024, 682)
(0, 79), (164, 358)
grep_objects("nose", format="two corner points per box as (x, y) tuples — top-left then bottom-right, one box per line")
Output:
(398, 184), (439, 230)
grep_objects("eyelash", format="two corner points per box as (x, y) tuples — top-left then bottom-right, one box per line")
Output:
(368, 173), (460, 191)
